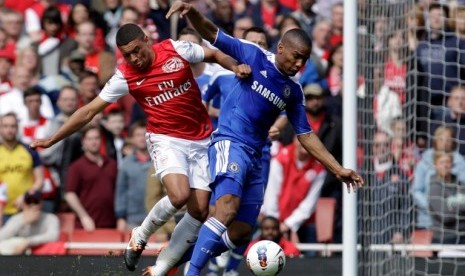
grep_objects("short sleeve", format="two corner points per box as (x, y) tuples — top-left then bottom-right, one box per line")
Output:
(99, 70), (129, 103)
(25, 145), (42, 168)
(171, 40), (205, 64)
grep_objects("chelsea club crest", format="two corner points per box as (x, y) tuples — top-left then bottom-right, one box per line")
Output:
(228, 162), (240, 173)
(283, 86), (291, 98)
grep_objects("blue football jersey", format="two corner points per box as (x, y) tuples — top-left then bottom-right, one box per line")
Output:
(211, 30), (312, 151)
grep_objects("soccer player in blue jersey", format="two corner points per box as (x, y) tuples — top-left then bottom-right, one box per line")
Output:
(166, 2), (364, 276)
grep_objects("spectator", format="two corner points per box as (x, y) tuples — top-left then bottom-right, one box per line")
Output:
(24, 0), (70, 44)
(115, 121), (150, 232)
(390, 117), (419, 179)
(127, 0), (160, 42)
(416, 3), (465, 147)
(66, 2), (106, 51)
(16, 47), (40, 86)
(208, 0), (234, 36)
(18, 87), (52, 145)
(313, 0), (342, 21)
(325, 43), (343, 117)
(36, 6), (66, 77)
(245, 216), (301, 257)
(431, 85), (465, 155)
(263, 135), (327, 246)
(290, 0), (317, 39)
(0, 48), (14, 96)
(302, 83), (343, 239)
(61, 21), (115, 87)
(299, 20), (331, 88)
(100, 108), (126, 164)
(39, 86), (82, 194)
(250, 0), (292, 44)
(413, 126), (465, 229)
(0, 191), (59, 255)
(406, 4), (425, 52)
(450, 5), (465, 39)
(429, 151), (465, 244)
(364, 131), (412, 244)
(384, 30), (407, 105)
(146, 0), (188, 40)
(232, 16), (254, 39)
(0, 66), (55, 122)
(0, 113), (44, 223)
(60, 50), (86, 87)
(102, 0), (123, 51)
(1, 9), (25, 51)
(77, 70), (99, 106)
(328, 2), (343, 48)
(65, 125), (118, 230)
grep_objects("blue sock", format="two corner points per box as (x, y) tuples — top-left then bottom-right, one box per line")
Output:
(187, 217), (227, 276)
(225, 245), (247, 272)
(174, 232), (232, 268)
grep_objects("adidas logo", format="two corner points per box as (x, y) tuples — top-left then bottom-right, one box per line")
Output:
(260, 70), (267, 78)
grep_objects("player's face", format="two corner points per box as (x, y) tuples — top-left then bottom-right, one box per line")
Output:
(119, 37), (153, 71)
(276, 42), (311, 76)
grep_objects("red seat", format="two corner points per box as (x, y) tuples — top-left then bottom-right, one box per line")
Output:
(68, 229), (124, 256)
(315, 198), (337, 243)
(411, 230), (433, 257)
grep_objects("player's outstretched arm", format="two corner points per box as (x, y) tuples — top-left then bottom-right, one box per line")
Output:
(297, 132), (364, 193)
(166, 1), (218, 43)
(30, 97), (110, 149)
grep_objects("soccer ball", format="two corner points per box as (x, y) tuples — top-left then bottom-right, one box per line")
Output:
(246, 240), (286, 276)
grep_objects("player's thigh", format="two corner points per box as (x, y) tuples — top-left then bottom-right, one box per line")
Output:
(208, 140), (256, 202)
(188, 137), (211, 192)
(241, 166), (265, 205)
(146, 133), (189, 178)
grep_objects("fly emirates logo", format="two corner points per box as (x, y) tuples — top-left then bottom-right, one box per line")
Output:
(145, 80), (192, 106)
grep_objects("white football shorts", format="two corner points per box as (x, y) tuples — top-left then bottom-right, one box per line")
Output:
(146, 133), (211, 191)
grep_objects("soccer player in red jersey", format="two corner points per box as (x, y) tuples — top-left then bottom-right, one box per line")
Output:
(30, 23), (251, 272)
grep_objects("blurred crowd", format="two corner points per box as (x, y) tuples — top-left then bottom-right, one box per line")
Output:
(0, 0), (465, 261)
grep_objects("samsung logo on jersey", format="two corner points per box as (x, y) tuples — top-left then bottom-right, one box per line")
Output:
(251, 81), (286, 110)
(145, 80), (192, 106)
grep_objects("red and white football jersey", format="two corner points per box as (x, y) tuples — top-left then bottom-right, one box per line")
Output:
(99, 40), (212, 141)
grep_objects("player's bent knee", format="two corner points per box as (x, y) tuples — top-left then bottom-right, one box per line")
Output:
(168, 192), (190, 209)
(228, 221), (254, 245)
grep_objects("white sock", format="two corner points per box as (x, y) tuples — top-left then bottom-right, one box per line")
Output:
(137, 196), (178, 241)
(152, 212), (202, 274)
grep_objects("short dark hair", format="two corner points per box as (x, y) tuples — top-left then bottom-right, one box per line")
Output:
(41, 6), (63, 29)
(79, 70), (98, 83)
(23, 87), (42, 100)
(429, 2), (449, 18)
(128, 120), (146, 137)
(243, 26), (267, 39)
(116, 23), (145, 47)
(81, 125), (100, 140)
(281, 28), (312, 48)
(178, 27), (202, 44)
